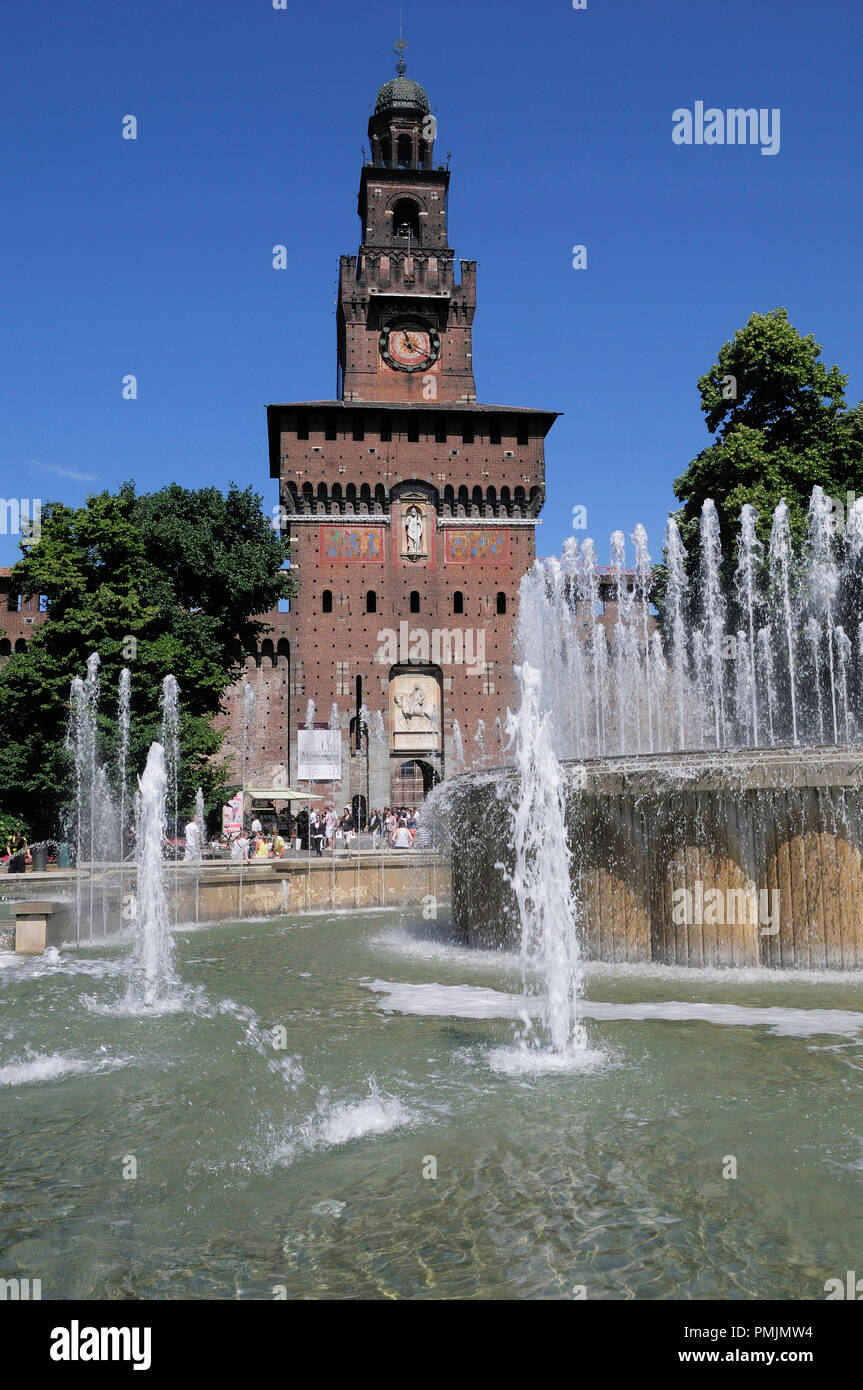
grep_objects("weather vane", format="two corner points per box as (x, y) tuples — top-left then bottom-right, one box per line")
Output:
(394, 10), (407, 77)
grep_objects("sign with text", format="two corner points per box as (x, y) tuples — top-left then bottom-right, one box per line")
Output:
(297, 729), (342, 782)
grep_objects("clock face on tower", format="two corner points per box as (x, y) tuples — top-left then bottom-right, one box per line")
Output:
(379, 320), (441, 373)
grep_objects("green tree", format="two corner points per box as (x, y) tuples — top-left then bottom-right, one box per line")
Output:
(671, 308), (863, 569)
(0, 482), (292, 835)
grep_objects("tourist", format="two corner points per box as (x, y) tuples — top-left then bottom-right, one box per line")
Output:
(272, 830), (286, 859)
(251, 815), (262, 835)
(338, 806), (354, 844)
(6, 831), (29, 874)
(253, 834), (269, 859)
(311, 816), (326, 857)
(183, 817), (202, 863)
(368, 809), (382, 849)
(324, 805), (336, 849)
(392, 820), (412, 849)
(295, 808), (310, 851)
(230, 832), (249, 862)
(384, 807), (397, 846)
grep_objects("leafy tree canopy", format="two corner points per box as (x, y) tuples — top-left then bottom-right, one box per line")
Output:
(672, 308), (863, 566)
(0, 481), (292, 836)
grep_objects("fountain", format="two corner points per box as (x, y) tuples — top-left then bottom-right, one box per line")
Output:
(503, 663), (585, 1060)
(7, 540), (863, 1304)
(451, 487), (863, 973)
(126, 742), (179, 1008)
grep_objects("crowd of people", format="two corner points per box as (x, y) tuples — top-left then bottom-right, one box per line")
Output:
(215, 805), (421, 861)
(1, 807), (424, 874)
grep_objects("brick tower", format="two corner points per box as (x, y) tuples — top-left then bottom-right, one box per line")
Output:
(229, 56), (558, 817)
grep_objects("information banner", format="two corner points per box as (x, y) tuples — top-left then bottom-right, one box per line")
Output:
(222, 792), (243, 835)
(297, 729), (342, 782)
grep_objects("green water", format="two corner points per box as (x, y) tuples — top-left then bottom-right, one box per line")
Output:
(2, 908), (863, 1300)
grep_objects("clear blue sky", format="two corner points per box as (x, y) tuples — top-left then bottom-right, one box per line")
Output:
(2, 0), (861, 569)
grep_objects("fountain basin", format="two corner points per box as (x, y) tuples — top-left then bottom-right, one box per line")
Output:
(0, 855), (449, 951)
(451, 746), (863, 970)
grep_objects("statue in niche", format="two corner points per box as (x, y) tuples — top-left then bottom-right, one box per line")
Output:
(404, 504), (425, 556)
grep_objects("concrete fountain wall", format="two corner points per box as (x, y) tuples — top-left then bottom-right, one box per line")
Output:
(0, 854), (449, 953)
(451, 747), (863, 970)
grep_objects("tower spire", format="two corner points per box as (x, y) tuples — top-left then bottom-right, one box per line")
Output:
(394, 12), (407, 77)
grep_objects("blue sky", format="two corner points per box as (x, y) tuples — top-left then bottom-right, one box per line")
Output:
(2, 0), (861, 569)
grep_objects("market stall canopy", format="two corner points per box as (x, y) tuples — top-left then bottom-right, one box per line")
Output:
(243, 786), (323, 803)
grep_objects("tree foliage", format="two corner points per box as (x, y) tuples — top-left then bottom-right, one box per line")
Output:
(0, 482), (292, 835)
(672, 308), (863, 567)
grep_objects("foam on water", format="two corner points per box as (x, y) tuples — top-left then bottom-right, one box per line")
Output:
(0, 1051), (134, 1086)
(311, 1199), (346, 1217)
(367, 979), (863, 1039)
(487, 1042), (607, 1076)
(84, 987), (200, 1019)
(269, 1081), (416, 1167)
(369, 978), (526, 1019)
(316, 1092), (414, 1145)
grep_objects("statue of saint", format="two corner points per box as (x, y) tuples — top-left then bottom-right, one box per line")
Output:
(404, 505), (424, 555)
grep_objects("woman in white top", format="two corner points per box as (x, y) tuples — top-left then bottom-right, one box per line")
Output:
(230, 834), (249, 861)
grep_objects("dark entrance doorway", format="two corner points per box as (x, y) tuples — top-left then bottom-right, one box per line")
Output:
(390, 759), (440, 806)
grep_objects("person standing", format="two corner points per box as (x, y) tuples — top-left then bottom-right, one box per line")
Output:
(393, 820), (411, 849)
(7, 831), (29, 874)
(338, 806), (355, 845)
(183, 818), (202, 863)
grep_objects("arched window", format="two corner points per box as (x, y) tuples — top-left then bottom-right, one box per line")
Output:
(453, 590), (464, 615)
(496, 591), (507, 614)
(396, 135), (413, 169)
(322, 589), (333, 614)
(410, 590), (420, 614)
(381, 136), (392, 167)
(392, 197), (420, 243)
(366, 590), (377, 614)
(0, 639), (10, 657)
(14, 638), (27, 653)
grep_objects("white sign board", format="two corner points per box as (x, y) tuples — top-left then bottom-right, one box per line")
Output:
(297, 729), (342, 782)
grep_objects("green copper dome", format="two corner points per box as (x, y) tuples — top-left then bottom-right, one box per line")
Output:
(374, 75), (430, 115)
